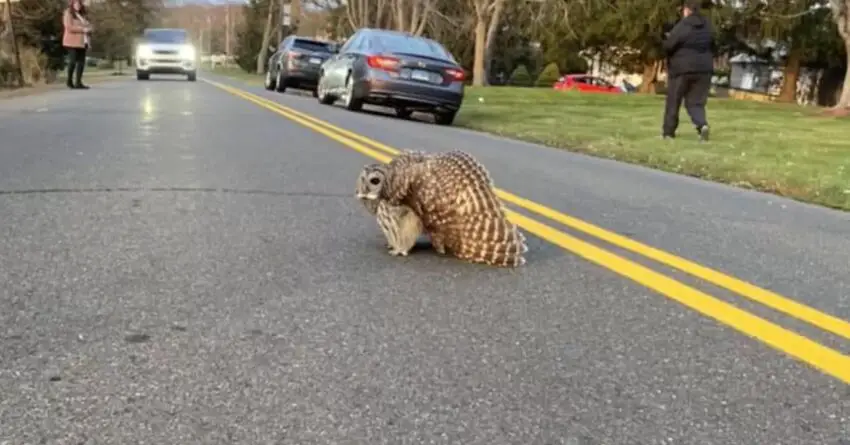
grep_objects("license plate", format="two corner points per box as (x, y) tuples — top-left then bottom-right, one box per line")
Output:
(410, 69), (432, 82)
(309, 57), (321, 64)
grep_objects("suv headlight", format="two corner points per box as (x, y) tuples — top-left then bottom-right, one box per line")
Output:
(135, 44), (153, 59)
(179, 45), (196, 60)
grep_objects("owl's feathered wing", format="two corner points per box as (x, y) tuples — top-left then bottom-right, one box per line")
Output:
(384, 150), (528, 267)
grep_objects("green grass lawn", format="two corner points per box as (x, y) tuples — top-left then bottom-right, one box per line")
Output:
(209, 66), (850, 211)
(460, 87), (850, 210)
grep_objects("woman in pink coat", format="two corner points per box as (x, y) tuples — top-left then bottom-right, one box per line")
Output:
(62, 0), (93, 89)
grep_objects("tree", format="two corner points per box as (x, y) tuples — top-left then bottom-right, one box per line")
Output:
(4, 0), (67, 76)
(508, 63), (531, 86)
(776, 5), (842, 102)
(256, 0), (276, 74)
(468, 0), (507, 86)
(828, 0), (850, 107)
(535, 61), (560, 86)
(344, 0), (391, 29)
(234, 0), (272, 72)
(89, 0), (161, 68)
(391, 0), (435, 35)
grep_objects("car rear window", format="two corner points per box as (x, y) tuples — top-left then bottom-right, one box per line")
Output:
(373, 34), (455, 62)
(143, 29), (189, 44)
(292, 39), (332, 53)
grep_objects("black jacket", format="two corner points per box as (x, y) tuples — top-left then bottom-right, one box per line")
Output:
(662, 13), (714, 77)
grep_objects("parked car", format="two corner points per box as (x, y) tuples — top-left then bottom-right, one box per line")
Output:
(134, 28), (197, 81)
(553, 74), (622, 94)
(315, 28), (466, 126)
(264, 36), (336, 96)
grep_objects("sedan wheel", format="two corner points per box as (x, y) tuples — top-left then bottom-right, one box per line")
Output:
(395, 107), (413, 119)
(342, 75), (363, 112)
(263, 70), (275, 90)
(317, 75), (335, 105)
(275, 70), (287, 93)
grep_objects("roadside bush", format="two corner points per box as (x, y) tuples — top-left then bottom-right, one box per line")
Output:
(1, 45), (51, 87)
(535, 62), (561, 87)
(508, 64), (532, 87)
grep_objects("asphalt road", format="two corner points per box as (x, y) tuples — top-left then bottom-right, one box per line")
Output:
(0, 75), (848, 445)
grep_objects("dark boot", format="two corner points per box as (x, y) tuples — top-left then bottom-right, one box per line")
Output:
(73, 61), (88, 89)
(66, 62), (75, 88)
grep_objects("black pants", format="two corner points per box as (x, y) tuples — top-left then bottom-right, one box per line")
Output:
(663, 72), (711, 137)
(65, 46), (87, 87)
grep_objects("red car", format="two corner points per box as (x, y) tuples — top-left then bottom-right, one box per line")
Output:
(553, 74), (623, 94)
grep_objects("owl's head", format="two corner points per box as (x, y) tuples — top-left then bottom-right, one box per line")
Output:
(355, 163), (388, 202)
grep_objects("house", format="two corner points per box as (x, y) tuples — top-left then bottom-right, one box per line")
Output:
(726, 42), (841, 106)
(726, 52), (783, 100)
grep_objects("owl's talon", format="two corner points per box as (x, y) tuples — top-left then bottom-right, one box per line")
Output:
(432, 241), (446, 255)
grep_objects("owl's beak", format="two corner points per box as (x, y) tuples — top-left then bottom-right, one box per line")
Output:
(355, 192), (366, 199)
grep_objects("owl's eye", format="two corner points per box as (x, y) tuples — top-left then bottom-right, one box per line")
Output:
(369, 177), (381, 185)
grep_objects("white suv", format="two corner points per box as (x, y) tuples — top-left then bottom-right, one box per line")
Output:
(134, 28), (197, 81)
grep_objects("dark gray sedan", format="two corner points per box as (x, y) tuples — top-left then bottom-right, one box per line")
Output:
(315, 28), (466, 126)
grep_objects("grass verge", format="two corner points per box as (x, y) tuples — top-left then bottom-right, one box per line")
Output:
(460, 87), (849, 211)
(208, 66), (850, 211)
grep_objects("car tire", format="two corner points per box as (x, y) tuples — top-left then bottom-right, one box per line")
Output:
(136, 71), (149, 81)
(395, 107), (413, 119)
(263, 69), (276, 90)
(187, 71), (197, 82)
(316, 75), (335, 105)
(433, 110), (457, 126)
(342, 74), (363, 112)
(274, 70), (287, 93)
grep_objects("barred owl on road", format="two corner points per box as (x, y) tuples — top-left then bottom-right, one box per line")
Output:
(356, 167), (425, 257)
(355, 149), (528, 268)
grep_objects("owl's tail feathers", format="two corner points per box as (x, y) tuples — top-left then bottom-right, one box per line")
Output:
(455, 214), (529, 268)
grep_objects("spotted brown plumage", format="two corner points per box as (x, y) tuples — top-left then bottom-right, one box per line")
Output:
(375, 200), (425, 256)
(356, 149), (528, 267)
(355, 160), (425, 256)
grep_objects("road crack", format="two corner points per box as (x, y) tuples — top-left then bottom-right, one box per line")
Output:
(0, 187), (351, 198)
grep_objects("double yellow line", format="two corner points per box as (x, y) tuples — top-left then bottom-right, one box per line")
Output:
(203, 78), (850, 385)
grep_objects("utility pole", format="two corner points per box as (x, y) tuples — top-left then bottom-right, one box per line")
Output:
(206, 13), (211, 54)
(280, 0), (300, 37)
(225, 3), (231, 66)
(4, 0), (24, 87)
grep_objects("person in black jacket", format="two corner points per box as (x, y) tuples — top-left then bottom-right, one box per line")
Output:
(661, 0), (714, 142)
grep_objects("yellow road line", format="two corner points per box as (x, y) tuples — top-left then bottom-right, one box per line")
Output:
(205, 79), (850, 385)
(203, 78), (850, 345)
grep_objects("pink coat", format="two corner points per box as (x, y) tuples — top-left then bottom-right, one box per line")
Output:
(62, 9), (90, 49)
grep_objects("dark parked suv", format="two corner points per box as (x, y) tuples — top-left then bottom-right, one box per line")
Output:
(264, 36), (335, 96)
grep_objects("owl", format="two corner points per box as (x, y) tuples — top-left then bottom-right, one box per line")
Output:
(356, 149), (528, 268)
(355, 165), (426, 257)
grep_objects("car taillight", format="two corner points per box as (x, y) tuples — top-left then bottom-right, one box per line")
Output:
(444, 68), (465, 82)
(366, 55), (400, 72)
(286, 51), (301, 68)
